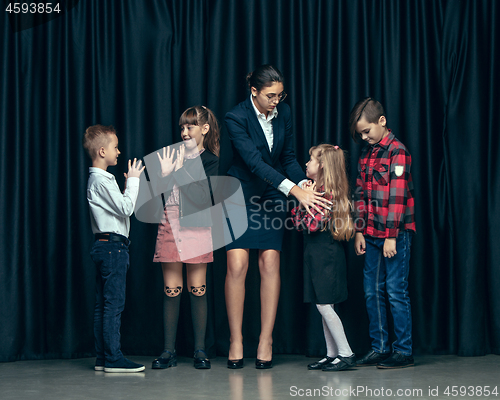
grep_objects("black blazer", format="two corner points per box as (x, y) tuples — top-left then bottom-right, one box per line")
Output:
(163, 150), (219, 227)
(225, 97), (306, 203)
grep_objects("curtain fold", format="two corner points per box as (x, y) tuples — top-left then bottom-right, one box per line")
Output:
(1, 0), (498, 361)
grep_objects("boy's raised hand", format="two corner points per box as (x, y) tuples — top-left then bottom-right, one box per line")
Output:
(127, 158), (145, 179)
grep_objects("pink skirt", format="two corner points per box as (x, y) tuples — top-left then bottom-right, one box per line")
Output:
(153, 206), (213, 263)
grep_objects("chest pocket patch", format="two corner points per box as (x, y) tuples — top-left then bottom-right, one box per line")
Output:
(373, 163), (389, 186)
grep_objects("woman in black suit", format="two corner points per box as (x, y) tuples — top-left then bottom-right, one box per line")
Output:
(224, 65), (330, 368)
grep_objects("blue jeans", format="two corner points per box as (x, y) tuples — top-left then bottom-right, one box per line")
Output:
(363, 231), (413, 356)
(91, 241), (129, 364)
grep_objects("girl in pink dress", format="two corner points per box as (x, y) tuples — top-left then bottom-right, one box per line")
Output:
(151, 106), (219, 370)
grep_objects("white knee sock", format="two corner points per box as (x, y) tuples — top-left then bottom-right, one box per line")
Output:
(316, 304), (353, 362)
(322, 317), (338, 358)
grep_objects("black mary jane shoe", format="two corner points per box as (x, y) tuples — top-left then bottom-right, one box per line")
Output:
(227, 358), (244, 369)
(308, 356), (336, 370)
(322, 354), (357, 371)
(255, 359), (273, 369)
(152, 350), (177, 369)
(193, 350), (211, 369)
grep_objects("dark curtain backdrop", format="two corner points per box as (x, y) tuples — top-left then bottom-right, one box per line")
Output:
(1, 0), (499, 362)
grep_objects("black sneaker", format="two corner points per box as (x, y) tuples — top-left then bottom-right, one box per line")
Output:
(377, 352), (414, 369)
(356, 350), (391, 366)
(104, 358), (145, 373)
(94, 358), (105, 371)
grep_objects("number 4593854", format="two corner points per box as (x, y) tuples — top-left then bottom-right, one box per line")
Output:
(6, 3), (61, 13)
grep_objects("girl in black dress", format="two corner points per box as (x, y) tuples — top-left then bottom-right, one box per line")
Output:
(292, 144), (356, 371)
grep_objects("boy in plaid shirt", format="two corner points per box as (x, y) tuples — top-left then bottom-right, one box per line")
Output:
(349, 98), (416, 368)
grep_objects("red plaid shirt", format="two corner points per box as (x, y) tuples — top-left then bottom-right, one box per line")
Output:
(354, 131), (416, 238)
(291, 185), (330, 232)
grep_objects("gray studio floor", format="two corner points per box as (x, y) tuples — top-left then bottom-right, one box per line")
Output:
(1, 354), (499, 400)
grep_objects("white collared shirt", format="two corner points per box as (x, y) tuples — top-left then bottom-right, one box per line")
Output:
(250, 95), (302, 196)
(87, 167), (140, 237)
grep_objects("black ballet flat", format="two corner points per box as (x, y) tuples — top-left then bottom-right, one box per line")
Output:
(255, 358), (273, 369)
(227, 358), (244, 369)
(193, 349), (211, 369)
(152, 350), (177, 369)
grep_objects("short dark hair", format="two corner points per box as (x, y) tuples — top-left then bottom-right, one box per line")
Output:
(82, 124), (116, 160)
(246, 64), (284, 91)
(348, 97), (385, 141)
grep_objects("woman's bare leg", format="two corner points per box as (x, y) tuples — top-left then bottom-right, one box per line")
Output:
(225, 249), (250, 360)
(257, 249), (281, 361)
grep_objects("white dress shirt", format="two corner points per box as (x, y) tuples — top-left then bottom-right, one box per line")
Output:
(249, 95), (301, 196)
(87, 167), (140, 237)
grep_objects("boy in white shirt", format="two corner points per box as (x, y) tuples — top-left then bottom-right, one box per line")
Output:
(83, 124), (145, 372)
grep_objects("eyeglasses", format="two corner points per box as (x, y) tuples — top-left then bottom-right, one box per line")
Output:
(263, 91), (287, 103)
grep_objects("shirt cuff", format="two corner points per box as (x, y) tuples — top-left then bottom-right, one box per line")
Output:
(385, 228), (399, 238)
(297, 179), (308, 189)
(125, 176), (140, 188)
(277, 178), (296, 196)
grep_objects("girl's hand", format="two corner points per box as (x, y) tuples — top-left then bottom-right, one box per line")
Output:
(303, 180), (316, 192)
(354, 232), (366, 255)
(174, 144), (185, 171)
(157, 146), (176, 177)
(290, 185), (332, 217)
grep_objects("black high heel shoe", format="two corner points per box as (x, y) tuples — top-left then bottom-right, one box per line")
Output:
(193, 349), (211, 369)
(227, 358), (244, 369)
(255, 358), (273, 369)
(152, 350), (177, 369)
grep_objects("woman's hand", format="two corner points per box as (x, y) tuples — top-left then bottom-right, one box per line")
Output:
(157, 146), (177, 177)
(290, 185), (332, 217)
(298, 181), (316, 209)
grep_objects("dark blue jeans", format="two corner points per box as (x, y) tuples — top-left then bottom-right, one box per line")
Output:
(363, 231), (413, 356)
(91, 240), (129, 364)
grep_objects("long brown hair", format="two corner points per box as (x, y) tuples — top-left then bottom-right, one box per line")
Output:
(310, 144), (354, 241)
(179, 105), (220, 156)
